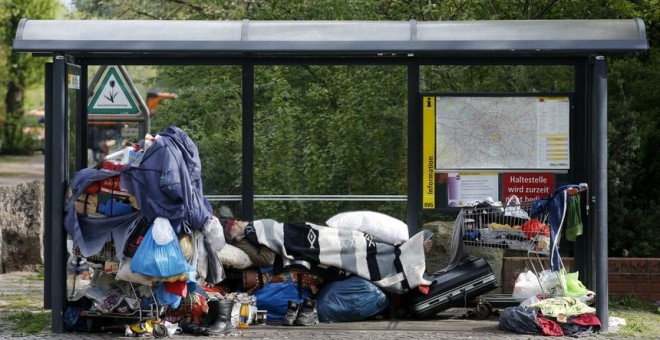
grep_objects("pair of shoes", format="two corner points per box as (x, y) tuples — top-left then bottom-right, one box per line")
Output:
(282, 298), (319, 326)
(282, 300), (300, 326)
(294, 298), (319, 326)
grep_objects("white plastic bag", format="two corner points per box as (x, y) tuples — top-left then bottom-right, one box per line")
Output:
(152, 217), (175, 245)
(116, 257), (153, 286)
(504, 195), (530, 220)
(539, 270), (561, 292)
(512, 270), (543, 300)
(203, 216), (226, 252)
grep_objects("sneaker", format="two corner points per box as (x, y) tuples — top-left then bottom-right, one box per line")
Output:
(282, 300), (300, 326)
(294, 298), (319, 326)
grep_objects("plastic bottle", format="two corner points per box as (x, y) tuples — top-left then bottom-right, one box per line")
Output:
(238, 300), (250, 329)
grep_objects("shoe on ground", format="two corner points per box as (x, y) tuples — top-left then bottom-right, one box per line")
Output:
(294, 298), (319, 326)
(282, 300), (300, 326)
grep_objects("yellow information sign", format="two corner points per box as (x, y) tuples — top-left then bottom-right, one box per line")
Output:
(422, 96), (436, 209)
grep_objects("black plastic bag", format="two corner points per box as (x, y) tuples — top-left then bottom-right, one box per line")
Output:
(123, 216), (150, 258)
(498, 306), (541, 335)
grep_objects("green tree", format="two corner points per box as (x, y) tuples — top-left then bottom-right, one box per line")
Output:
(1, 0), (58, 154)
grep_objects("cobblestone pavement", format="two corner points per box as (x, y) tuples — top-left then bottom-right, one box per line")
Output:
(6, 317), (561, 340)
(0, 272), (611, 340)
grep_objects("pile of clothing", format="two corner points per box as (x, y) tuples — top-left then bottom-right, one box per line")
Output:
(499, 297), (601, 337)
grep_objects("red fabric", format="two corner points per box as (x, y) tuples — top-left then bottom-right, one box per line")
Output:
(570, 313), (601, 327)
(202, 285), (229, 295)
(418, 285), (430, 295)
(164, 280), (188, 298)
(84, 181), (101, 194)
(99, 161), (131, 196)
(521, 218), (550, 238)
(538, 316), (564, 336)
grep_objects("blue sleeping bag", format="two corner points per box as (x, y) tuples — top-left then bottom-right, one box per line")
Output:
(317, 276), (389, 322)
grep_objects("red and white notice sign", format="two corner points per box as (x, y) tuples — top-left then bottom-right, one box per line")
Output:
(502, 173), (555, 203)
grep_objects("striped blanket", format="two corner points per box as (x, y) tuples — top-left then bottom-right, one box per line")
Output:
(245, 219), (432, 294)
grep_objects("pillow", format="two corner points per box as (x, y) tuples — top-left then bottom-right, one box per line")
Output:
(218, 244), (253, 270)
(325, 211), (409, 245)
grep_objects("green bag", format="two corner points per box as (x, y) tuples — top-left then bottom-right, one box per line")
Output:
(565, 194), (583, 242)
(558, 268), (588, 298)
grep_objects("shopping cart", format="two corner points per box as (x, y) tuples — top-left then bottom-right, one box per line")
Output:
(458, 183), (589, 318)
(70, 236), (163, 325)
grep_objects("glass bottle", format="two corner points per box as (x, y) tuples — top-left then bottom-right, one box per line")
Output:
(238, 299), (250, 329)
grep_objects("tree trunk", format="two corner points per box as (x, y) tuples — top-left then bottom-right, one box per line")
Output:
(3, 81), (25, 152)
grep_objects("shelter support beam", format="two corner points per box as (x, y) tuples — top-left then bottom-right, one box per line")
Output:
(242, 64), (255, 220)
(572, 60), (592, 287)
(47, 55), (68, 333)
(592, 55), (608, 332)
(407, 64), (421, 235)
(43, 63), (52, 310)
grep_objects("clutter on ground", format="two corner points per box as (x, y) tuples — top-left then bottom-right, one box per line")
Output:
(62, 126), (601, 337)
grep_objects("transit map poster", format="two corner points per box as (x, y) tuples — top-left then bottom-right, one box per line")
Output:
(433, 96), (570, 170)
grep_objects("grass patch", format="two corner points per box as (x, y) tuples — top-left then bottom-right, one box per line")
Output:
(0, 295), (37, 311)
(610, 294), (656, 311)
(3, 310), (51, 334)
(0, 172), (24, 177)
(0, 156), (25, 163)
(26, 265), (45, 281)
(609, 295), (660, 337)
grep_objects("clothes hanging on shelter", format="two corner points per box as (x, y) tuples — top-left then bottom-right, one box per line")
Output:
(121, 126), (213, 233)
(530, 183), (586, 271)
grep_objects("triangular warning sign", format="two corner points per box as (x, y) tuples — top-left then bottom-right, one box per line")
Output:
(88, 66), (140, 114)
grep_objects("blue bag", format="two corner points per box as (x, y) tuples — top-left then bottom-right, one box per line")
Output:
(155, 282), (182, 309)
(130, 225), (188, 279)
(252, 275), (312, 321)
(317, 276), (389, 322)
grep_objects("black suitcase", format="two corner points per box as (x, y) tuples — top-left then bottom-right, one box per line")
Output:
(408, 257), (498, 318)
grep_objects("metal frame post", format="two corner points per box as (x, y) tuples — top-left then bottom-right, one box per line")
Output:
(43, 62), (53, 310)
(242, 64), (255, 220)
(592, 55), (608, 332)
(572, 59), (593, 286)
(407, 63), (421, 234)
(49, 55), (68, 333)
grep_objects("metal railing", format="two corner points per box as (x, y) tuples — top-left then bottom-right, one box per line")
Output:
(205, 194), (407, 202)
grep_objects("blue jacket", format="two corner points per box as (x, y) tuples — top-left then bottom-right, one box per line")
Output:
(121, 126), (212, 233)
(531, 183), (587, 271)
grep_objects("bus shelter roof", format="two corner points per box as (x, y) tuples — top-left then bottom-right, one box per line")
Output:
(13, 19), (648, 58)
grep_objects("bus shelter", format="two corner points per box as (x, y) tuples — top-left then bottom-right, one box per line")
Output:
(13, 18), (648, 333)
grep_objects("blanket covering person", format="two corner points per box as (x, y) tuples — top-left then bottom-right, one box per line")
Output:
(244, 219), (432, 294)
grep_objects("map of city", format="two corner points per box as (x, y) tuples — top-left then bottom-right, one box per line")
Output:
(435, 96), (570, 170)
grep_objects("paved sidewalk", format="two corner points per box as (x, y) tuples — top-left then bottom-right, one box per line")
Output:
(9, 316), (553, 340)
(1, 272), (604, 339)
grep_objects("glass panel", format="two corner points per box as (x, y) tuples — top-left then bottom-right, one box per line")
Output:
(67, 63), (81, 180)
(150, 65), (243, 218)
(420, 65), (574, 93)
(253, 65), (408, 223)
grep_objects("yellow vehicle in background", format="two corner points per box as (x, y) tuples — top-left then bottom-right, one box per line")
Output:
(146, 91), (177, 115)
